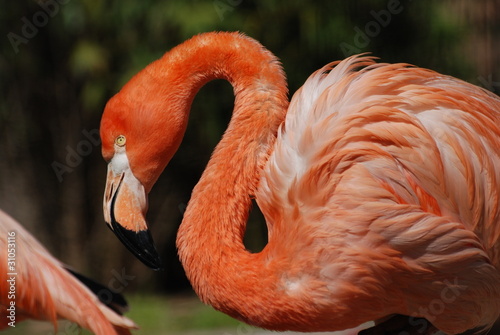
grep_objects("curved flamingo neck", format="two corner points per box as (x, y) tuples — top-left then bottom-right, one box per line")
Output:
(163, 33), (289, 320)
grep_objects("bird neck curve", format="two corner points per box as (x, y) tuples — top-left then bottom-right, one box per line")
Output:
(168, 32), (289, 321)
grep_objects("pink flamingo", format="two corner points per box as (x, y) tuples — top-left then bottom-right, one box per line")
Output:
(100, 32), (500, 334)
(0, 209), (137, 334)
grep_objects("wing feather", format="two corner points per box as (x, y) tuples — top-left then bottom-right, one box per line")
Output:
(0, 210), (137, 334)
(257, 55), (500, 333)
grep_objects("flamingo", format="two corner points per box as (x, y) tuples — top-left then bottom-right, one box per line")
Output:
(0, 209), (137, 334)
(100, 32), (500, 334)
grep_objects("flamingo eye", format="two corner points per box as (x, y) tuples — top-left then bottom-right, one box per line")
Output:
(115, 135), (126, 147)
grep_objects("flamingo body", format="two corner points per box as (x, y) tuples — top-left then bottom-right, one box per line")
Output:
(0, 209), (137, 334)
(257, 57), (500, 333)
(100, 32), (500, 334)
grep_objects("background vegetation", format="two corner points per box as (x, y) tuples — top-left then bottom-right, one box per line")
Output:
(0, 0), (499, 333)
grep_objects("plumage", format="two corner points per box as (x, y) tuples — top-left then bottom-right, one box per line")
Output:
(0, 209), (137, 334)
(100, 32), (500, 334)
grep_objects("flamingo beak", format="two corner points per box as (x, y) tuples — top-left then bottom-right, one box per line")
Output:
(104, 154), (162, 270)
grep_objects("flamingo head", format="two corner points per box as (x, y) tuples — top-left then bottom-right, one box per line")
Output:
(100, 70), (189, 270)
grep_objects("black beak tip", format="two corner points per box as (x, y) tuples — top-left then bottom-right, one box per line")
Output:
(109, 220), (163, 271)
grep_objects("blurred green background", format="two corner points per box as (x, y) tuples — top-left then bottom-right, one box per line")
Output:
(0, 0), (499, 333)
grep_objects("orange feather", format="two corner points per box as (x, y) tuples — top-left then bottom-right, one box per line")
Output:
(0, 209), (137, 334)
(100, 32), (500, 334)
